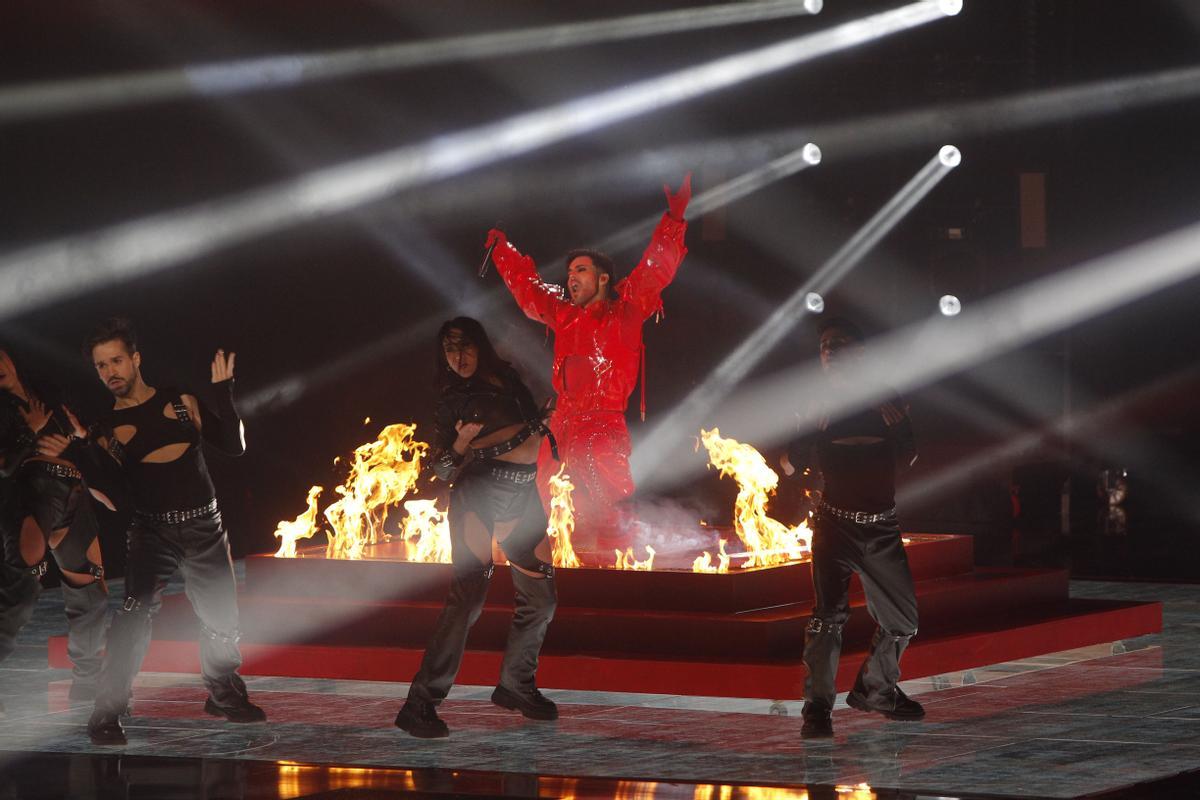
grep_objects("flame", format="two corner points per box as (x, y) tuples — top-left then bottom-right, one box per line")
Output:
(614, 545), (656, 571)
(273, 486), (323, 558)
(547, 464), (582, 569)
(321, 423), (428, 560)
(699, 428), (812, 568)
(692, 538), (731, 573)
(835, 785), (875, 800)
(399, 499), (451, 563)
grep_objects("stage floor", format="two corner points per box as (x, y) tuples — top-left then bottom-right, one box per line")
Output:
(2, 574), (1199, 799)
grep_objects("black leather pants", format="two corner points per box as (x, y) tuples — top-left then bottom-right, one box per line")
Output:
(802, 510), (918, 712)
(406, 464), (556, 706)
(0, 558), (38, 666)
(449, 459), (549, 574)
(93, 508), (246, 716)
(0, 469), (107, 683)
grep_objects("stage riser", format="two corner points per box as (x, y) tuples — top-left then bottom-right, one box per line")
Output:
(52, 599), (1159, 699)
(243, 534), (974, 613)
(139, 568), (1067, 660)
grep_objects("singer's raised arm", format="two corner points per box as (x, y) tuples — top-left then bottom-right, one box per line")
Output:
(486, 228), (569, 329)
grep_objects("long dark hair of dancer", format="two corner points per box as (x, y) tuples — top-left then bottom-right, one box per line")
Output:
(0, 342), (54, 411)
(435, 317), (510, 388)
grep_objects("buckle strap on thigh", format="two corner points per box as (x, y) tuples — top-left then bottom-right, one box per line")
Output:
(28, 560), (48, 578)
(200, 623), (241, 646)
(806, 617), (843, 635)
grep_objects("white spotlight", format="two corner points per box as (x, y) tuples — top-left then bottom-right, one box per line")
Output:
(802, 143), (823, 165)
(803, 0), (825, 14)
(805, 292), (826, 313)
(939, 294), (962, 316)
(937, 0), (964, 16)
(938, 145), (962, 167)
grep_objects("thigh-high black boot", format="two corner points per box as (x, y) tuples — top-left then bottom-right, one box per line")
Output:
(0, 561), (40, 666)
(406, 565), (493, 707)
(50, 497), (108, 695)
(493, 567), (558, 719)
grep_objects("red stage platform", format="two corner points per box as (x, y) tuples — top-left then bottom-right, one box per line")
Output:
(50, 533), (1162, 699)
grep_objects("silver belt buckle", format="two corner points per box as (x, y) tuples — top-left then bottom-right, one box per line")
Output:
(854, 511), (869, 524)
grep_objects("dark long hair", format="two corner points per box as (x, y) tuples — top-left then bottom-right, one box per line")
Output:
(435, 317), (510, 388)
(0, 342), (60, 420)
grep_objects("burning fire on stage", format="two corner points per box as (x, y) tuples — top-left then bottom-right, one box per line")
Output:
(273, 422), (814, 572)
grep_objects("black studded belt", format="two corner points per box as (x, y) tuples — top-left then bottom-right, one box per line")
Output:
(28, 461), (82, 481)
(473, 459), (537, 485)
(135, 498), (219, 524)
(471, 426), (534, 460)
(818, 500), (896, 525)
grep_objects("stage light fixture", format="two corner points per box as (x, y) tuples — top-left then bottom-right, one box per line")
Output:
(802, 143), (823, 165)
(938, 145), (962, 167)
(939, 295), (962, 316)
(804, 0), (825, 15)
(937, 0), (964, 16)
(805, 292), (825, 313)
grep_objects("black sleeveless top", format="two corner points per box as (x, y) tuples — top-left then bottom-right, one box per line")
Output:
(102, 387), (215, 513)
(788, 401), (918, 514)
(430, 367), (542, 480)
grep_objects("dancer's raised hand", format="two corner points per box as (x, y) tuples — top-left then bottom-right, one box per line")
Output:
(211, 349), (236, 383)
(664, 173), (693, 221)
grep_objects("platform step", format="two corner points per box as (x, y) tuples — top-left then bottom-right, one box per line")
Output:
(142, 567), (1065, 659)
(51, 598), (1158, 699)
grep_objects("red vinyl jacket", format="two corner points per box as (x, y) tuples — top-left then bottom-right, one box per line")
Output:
(491, 213), (688, 418)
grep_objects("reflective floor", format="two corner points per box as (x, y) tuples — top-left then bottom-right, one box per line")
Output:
(3, 574), (1200, 799)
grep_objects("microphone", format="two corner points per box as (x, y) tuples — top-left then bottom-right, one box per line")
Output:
(478, 225), (502, 278)
(478, 238), (497, 278)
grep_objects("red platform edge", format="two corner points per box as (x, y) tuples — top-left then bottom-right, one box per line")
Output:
(241, 533), (975, 613)
(49, 597), (1162, 699)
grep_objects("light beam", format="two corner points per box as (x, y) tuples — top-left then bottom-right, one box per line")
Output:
(0, 0), (827, 123)
(632, 147), (961, 484)
(0, 0), (958, 323)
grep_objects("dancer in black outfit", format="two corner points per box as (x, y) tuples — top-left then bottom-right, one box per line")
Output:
(394, 317), (558, 738)
(781, 318), (924, 738)
(1, 347), (109, 711)
(39, 318), (264, 745)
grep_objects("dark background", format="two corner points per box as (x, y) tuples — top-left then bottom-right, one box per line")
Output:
(3, 0), (1199, 580)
